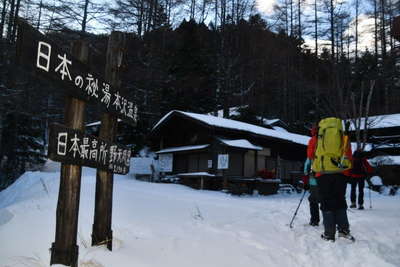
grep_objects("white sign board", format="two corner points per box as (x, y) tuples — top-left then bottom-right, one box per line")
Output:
(208, 160), (212, 168)
(159, 153), (173, 172)
(217, 154), (229, 169)
(131, 157), (153, 175)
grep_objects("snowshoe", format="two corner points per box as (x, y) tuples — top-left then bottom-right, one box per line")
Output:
(338, 231), (355, 242)
(321, 233), (335, 242)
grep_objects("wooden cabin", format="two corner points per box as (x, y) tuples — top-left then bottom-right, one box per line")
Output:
(149, 110), (308, 194)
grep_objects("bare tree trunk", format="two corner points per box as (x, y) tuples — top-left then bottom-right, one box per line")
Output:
(330, 0), (335, 62)
(200, 0), (206, 23)
(290, 0), (293, 36)
(235, 0), (240, 24)
(350, 92), (359, 146)
(297, 0), (302, 39)
(0, 0), (7, 38)
(380, 0), (389, 113)
(357, 84), (364, 148)
(220, 0), (226, 27)
(153, 0), (158, 27)
(350, 80), (376, 150)
(138, 0), (144, 36)
(388, 0), (394, 51)
(81, 0), (89, 32)
(214, 0), (218, 27)
(362, 80), (375, 150)
(355, 0), (359, 61)
(314, 0), (318, 55)
(10, 0), (20, 42)
(6, 0), (15, 41)
(374, 0), (378, 63)
(147, 0), (154, 32)
(36, 0), (43, 30)
(380, 0), (387, 58)
(165, 0), (170, 26)
(192, 0), (196, 20)
(339, 18), (343, 57)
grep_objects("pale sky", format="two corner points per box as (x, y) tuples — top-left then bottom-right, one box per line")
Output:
(256, 0), (276, 14)
(256, 0), (375, 55)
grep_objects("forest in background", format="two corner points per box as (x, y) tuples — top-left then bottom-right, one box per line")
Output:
(1, 0), (400, 189)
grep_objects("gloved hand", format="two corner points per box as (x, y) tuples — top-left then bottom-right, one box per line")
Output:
(304, 158), (311, 175)
(304, 183), (310, 191)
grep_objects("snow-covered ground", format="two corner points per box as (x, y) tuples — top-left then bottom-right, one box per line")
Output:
(1, 166), (400, 267)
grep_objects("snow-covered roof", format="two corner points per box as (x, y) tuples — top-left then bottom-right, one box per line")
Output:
(206, 106), (246, 117)
(263, 118), (280, 125)
(272, 126), (288, 132)
(153, 110), (309, 146)
(219, 138), (263, 150)
(177, 172), (216, 177)
(348, 113), (400, 130)
(369, 155), (400, 165)
(155, 144), (210, 154)
(258, 117), (289, 128)
(86, 119), (122, 127)
(206, 108), (288, 129)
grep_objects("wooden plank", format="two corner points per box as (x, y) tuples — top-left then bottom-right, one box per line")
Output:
(92, 114), (117, 250)
(48, 122), (131, 175)
(15, 20), (137, 126)
(50, 41), (87, 267)
(92, 31), (126, 251)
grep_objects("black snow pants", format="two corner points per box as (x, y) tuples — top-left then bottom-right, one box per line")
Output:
(317, 173), (350, 238)
(350, 178), (365, 206)
(308, 185), (320, 224)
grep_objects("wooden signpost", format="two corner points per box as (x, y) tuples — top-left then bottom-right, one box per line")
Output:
(50, 40), (88, 267)
(92, 32), (126, 251)
(16, 20), (134, 267)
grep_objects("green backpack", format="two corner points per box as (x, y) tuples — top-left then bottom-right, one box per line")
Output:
(311, 117), (352, 174)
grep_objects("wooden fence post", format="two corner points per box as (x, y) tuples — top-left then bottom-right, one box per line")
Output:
(92, 31), (126, 251)
(50, 40), (88, 267)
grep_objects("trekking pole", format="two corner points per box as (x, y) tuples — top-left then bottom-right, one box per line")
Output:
(369, 186), (372, 209)
(289, 189), (307, 228)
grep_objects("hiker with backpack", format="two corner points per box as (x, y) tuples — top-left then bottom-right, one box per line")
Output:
(349, 149), (374, 210)
(303, 125), (320, 226)
(312, 117), (355, 242)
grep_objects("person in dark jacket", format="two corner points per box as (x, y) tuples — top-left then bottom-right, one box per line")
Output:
(349, 149), (374, 210)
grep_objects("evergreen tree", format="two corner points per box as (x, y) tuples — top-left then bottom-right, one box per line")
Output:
(0, 112), (45, 190)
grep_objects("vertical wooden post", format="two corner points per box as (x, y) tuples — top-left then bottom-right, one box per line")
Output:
(50, 41), (88, 267)
(92, 31), (125, 251)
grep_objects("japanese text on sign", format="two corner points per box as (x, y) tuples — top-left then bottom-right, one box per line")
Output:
(16, 21), (138, 126)
(36, 41), (138, 122)
(49, 123), (131, 174)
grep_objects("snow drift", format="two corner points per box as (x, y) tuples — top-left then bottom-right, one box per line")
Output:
(1, 167), (400, 267)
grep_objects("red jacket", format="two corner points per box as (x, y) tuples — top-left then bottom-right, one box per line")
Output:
(350, 158), (374, 178)
(307, 135), (317, 160)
